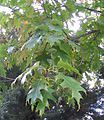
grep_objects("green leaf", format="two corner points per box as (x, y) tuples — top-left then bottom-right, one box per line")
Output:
(37, 100), (49, 116)
(10, 0), (17, 6)
(47, 34), (64, 46)
(0, 62), (6, 77)
(65, 0), (76, 12)
(37, 88), (56, 116)
(0, 44), (7, 77)
(37, 24), (49, 32)
(55, 47), (70, 62)
(58, 41), (71, 55)
(42, 88), (56, 102)
(26, 80), (47, 104)
(68, 40), (80, 50)
(22, 34), (42, 49)
(27, 82), (56, 116)
(0, 44), (7, 58)
(57, 59), (81, 76)
(97, 16), (104, 26)
(56, 73), (86, 109)
(48, 24), (62, 32)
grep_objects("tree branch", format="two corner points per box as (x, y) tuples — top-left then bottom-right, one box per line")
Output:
(63, 29), (100, 42)
(83, 7), (102, 13)
(74, 30), (100, 40)
(0, 75), (14, 82)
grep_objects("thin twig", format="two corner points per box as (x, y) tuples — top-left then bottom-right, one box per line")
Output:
(0, 75), (14, 82)
(63, 29), (100, 41)
(83, 7), (102, 13)
(74, 30), (100, 39)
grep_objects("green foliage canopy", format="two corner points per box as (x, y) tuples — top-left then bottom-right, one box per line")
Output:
(0, 0), (104, 115)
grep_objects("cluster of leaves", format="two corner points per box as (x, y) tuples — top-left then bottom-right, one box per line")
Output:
(0, 0), (104, 116)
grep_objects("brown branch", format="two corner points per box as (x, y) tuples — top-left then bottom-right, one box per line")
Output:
(62, 3), (102, 14)
(83, 7), (102, 13)
(0, 75), (15, 82)
(63, 29), (100, 42)
(74, 30), (100, 39)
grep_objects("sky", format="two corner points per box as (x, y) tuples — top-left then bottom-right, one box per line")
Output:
(0, 6), (12, 14)
(0, 2), (81, 32)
